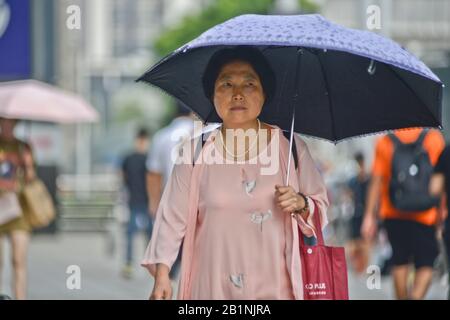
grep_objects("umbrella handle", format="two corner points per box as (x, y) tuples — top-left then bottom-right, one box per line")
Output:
(285, 109), (295, 186)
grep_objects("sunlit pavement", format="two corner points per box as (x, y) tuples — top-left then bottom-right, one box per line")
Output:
(0, 231), (447, 300)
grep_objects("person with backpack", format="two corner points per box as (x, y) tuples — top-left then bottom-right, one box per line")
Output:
(362, 128), (444, 299)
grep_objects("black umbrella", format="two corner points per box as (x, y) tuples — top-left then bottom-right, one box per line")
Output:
(138, 14), (444, 181)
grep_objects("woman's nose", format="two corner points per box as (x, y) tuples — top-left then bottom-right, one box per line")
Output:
(232, 89), (244, 101)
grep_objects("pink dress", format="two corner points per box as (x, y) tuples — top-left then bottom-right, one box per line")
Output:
(142, 125), (329, 300)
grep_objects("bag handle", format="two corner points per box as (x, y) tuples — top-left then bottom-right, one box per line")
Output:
(414, 129), (428, 149)
(287, 134), (324, 247)
(298, 199), (325, 247)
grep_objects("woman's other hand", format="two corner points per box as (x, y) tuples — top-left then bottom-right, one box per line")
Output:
(150, 264), (173, 300)
(22, 146), (36, 183)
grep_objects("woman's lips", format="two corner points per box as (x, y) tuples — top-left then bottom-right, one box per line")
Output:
(230, 106), (247, 111)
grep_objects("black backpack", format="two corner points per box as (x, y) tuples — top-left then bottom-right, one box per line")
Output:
(388, 130), (438, 212)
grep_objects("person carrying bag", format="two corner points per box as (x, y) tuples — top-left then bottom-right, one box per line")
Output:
(0, 117), (38, 299)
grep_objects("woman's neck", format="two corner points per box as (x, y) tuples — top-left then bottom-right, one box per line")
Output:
(217, 120), (275, 161)
(221, 119), (259, 132)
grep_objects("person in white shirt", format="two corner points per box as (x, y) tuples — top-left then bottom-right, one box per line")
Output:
(146, 103), (194, 280)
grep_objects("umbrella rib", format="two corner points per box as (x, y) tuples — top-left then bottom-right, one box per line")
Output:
(386, 65), (442, 128)
(204, 107), (215, 125)
(316, 52), (338, 143)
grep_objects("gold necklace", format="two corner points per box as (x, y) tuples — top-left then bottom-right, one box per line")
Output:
(219, 119), (261, 159)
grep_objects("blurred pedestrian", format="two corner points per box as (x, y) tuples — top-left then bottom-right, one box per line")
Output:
(142, 47), (329, 300)
(0, 117), (36, 299)
(146, 102), (195, 282)
(121, 128), (152, 279)
(430, 144), (450, 299)
(346, 152), (371, 275)
(362, 128), (444, 299)
(146, 103), (194, 216)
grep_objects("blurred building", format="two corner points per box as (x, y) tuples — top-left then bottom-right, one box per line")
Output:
(0, 0), (58, 158)
(52, 0), (209, 174)
(4, 0), (450, 178)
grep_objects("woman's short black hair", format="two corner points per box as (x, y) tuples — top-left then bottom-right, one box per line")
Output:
(202, 47), (276, 104)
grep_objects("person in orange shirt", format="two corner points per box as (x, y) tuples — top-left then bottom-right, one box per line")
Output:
(361, 128), (445, 300)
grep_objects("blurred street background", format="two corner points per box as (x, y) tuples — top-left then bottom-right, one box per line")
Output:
(1, 0), (450, 299)
(1, 230), (448, 299)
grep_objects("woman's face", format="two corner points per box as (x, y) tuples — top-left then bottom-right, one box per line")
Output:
(213, 60), (265, 127)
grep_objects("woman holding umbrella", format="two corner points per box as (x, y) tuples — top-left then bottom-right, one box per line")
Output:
(140, 13), (444, 300)
(0, 117), (36, 300)
(142, 47), (329, 300)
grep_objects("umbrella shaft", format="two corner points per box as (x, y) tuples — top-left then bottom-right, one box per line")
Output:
(286, 48), (303, 186)
(286, 110), (296, 186)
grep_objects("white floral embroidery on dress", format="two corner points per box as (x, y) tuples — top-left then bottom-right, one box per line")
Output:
(230, 273), (244, 288)
(241, 167), (256, 196)
(250, 210), (272, 232)
(244, 180), (256, 195)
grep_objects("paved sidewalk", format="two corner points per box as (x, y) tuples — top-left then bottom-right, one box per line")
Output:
(0, 231), (154, 300)
(0, 231), (447, 300)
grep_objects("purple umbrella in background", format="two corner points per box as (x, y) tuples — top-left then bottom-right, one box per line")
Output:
(138, 14), (444, 181)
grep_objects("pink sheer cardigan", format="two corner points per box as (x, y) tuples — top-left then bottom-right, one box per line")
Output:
(141, 126), (329, 299)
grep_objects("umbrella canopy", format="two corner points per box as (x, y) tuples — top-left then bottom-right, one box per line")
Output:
(0, 80), (99, 123)
(138, 14), (443, 143)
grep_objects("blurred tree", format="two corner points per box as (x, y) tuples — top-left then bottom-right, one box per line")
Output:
(154, 0), (275, 57)
(112, 83), (169, 132)
(151, 0), (320, 123)
(114, 102), (145, 123)
(298, 0), (319, 13)
(154, 0), (320, 57)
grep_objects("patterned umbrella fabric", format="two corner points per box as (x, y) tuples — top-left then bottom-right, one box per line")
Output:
(138, 14), (443, 143)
